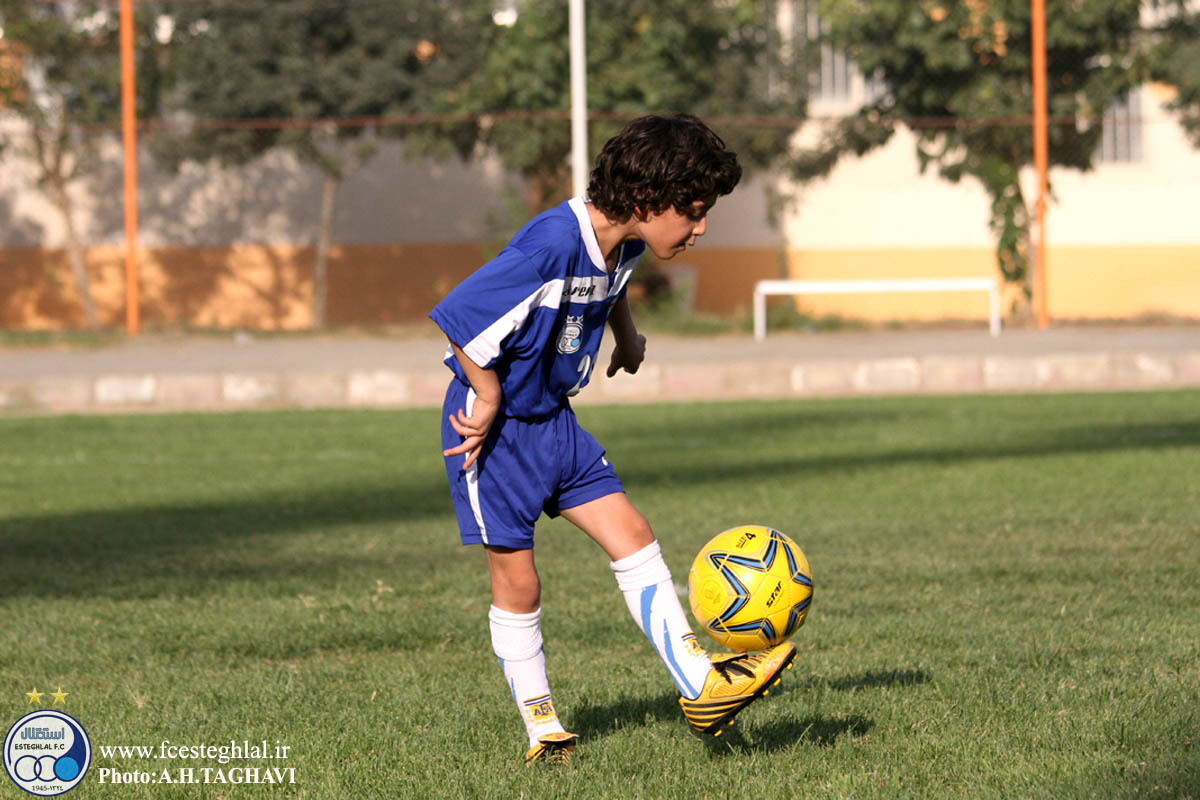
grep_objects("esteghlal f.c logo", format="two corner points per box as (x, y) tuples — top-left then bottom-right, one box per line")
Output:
(4, 710), (91, 796)
(557, 315), (584, 354)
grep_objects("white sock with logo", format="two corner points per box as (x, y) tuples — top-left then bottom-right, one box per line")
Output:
(610, 540), (713, 700)
(488, 605), (567, 748)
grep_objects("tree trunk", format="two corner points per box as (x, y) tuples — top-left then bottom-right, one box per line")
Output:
(1021, 206), (1036, 317)
(52, 180), (100, 329)
(1011, 193), (1037, 325)
(311, 172), (340, 329)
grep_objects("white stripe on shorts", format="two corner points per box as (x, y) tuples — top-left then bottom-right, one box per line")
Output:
(462, 387), (489, 544)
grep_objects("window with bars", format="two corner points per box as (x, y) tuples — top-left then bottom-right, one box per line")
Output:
(809, 14), (853, 100)
(1097, 91), (1143, 163)
(787, 0), (875, 105)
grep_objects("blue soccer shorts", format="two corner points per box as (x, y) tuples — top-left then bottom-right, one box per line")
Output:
(440, 379), (625, 549)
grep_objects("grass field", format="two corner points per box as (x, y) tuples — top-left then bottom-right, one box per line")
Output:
(1, 391), (1198, 799)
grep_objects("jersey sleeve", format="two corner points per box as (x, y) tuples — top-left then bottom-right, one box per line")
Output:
(429, 247), (563, 369)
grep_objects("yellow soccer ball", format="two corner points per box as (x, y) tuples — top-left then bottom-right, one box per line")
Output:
(688, 525), (814, 652)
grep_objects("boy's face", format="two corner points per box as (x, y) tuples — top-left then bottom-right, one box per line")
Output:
(636, 199), (712, 260)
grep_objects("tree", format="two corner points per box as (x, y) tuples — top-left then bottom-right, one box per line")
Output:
(0, 1), (161, 328)
(790, 0), (1148, 307)
(410, 0), (806, 213)
(1149, 2), (1200, 146)
(156, 0), (491, 328)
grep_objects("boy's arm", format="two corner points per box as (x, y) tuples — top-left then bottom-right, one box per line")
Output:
(442, 341), (501, 470)
(606, 294), (647, 378)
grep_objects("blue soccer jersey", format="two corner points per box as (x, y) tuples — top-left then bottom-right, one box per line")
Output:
(430, 197), (644, 418)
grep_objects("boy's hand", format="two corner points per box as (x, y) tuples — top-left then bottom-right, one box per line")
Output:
(606, 333), (647, 378)
(443, 393), (499, 470)
(443, 340), (501, 471)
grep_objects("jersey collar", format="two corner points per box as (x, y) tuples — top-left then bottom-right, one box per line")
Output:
(568, 196), (608, 272)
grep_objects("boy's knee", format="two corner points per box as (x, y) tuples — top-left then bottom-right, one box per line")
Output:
(627, 510), (655, 548)
(485, 546), (542, 613)
(495, 575), (541, 613)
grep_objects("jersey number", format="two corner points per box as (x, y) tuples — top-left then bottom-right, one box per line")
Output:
(567, 355), (593, 397)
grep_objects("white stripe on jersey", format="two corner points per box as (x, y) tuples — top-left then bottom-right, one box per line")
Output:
(568, 197), (606, 269)
(567, 196), (641, 300)
(609, 259), (637, 298)
(461, 279), (565, 368)
(462, 387), (489, 545)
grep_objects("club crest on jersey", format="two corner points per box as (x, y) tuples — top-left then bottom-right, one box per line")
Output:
(557, 315), (584, 354)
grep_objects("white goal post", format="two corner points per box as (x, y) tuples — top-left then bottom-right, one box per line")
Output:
(752, 278), (1002, 342)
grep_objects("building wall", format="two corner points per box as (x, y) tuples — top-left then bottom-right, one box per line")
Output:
(776, 84), (1200, 321)
(2, 87), (1198, 329)
(0, 242), (483, 329)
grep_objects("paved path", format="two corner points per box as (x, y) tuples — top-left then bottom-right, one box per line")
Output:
(2, 325), (1198, 414)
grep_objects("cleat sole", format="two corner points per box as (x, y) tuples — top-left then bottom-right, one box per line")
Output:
(689, 646), (797, 735)
(524, 732), (579, 766)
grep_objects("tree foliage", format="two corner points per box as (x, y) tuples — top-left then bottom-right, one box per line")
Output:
(791, 0), (1148, 296)
(156, 0), (491, 326)
(1149, 3), (1200, 146)
(155, 0), (490, 171)
(409, 0), (806, 212)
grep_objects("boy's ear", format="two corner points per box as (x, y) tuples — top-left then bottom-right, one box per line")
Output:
(632, 190), (654, 221)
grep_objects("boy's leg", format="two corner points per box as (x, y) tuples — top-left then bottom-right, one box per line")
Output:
(558, 493), (713, 698)
(560, 492), (798, 734)
(484, 545), (572, 753)
(440, 387), (577, 757)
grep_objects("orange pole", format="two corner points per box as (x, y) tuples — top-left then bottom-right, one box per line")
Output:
(120, 0), (140, 335)
(1031, 0), (1049, 329)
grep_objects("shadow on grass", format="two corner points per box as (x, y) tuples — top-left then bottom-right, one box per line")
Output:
(600, 405), (911, 443)
(10, 398), (1198, 601)
(570, 690), (684, 740)
(799, 667), (932, 691)
(0, 478), (451, 600)
(571, 689), (876, 754)
(705, 713), (875, 756)
(613, 417), (1200, 489)
(572, 666), (928, 752)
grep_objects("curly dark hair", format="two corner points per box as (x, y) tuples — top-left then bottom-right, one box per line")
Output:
(586, 114), (742, 223)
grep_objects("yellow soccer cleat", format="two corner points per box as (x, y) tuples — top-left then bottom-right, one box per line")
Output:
(678, 642), (796, 734)
(524, 731), (579, 766)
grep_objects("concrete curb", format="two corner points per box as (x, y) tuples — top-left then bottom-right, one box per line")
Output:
(3, 349), (1198, 415)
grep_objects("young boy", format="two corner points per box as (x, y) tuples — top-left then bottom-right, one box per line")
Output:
(429, 114), (796, 764)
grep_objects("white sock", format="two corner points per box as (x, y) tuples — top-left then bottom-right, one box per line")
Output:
(610, 540), (712, 700)
(488, 605), (567, 747)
